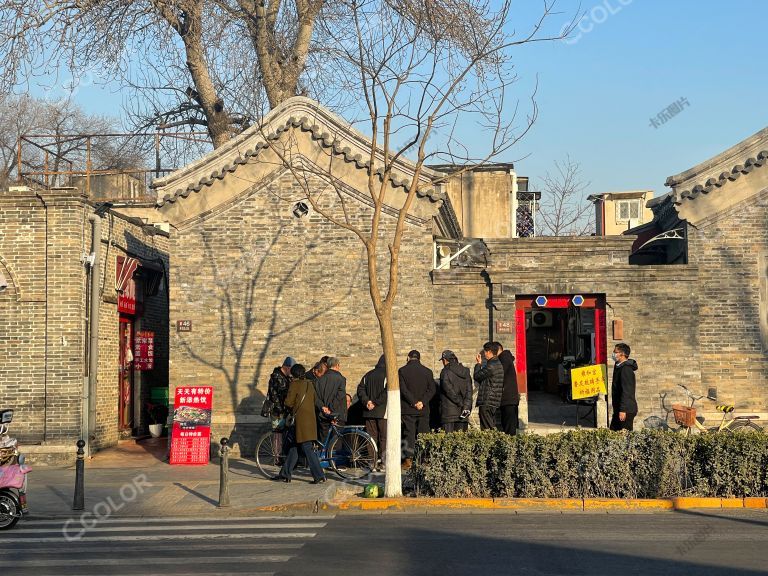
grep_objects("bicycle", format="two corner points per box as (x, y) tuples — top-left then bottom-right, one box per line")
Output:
(659, 384), (763, 434)
(255, 416), (378, 480)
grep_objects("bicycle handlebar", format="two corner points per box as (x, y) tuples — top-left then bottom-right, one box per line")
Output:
(676, 383), (704, 400)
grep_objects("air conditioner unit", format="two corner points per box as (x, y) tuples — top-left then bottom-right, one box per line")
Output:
(531, 310), (553, 328)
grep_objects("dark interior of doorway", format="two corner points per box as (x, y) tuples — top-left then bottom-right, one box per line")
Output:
(526, 306), (598, 427)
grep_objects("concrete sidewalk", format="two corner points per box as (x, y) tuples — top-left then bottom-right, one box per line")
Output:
(25, 439), (352, 518)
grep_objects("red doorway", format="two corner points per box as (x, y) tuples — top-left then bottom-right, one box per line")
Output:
(118, 316), (135, 431)
(515, 294), (606, 399)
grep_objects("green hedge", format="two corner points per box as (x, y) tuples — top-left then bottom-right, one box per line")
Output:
(412, 429), (768, 499)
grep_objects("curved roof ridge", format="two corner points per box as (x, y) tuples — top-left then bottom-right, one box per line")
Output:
(665, 125), (768, 190)
(153, 97), (443, 207)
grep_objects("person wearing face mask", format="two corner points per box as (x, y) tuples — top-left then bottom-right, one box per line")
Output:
(609, 343), (638, 431)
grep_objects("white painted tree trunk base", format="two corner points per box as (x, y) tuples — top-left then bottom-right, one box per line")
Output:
(384, 389), (402, 497)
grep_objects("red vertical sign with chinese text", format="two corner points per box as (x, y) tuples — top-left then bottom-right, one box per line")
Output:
(170, 387), (213, 465)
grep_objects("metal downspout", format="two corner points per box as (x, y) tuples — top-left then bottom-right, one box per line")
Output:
(86, 213), (102, 455)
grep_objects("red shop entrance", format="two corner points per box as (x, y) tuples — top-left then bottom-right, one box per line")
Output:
(515, 295), (607, 428)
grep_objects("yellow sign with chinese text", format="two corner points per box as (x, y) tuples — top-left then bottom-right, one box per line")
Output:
(571, 364), (607, 400)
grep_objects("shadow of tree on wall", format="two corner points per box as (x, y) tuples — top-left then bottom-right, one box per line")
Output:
(177, 222), (363, 455)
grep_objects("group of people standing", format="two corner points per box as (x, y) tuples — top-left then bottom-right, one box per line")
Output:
(394, 342), (520, 470)
(264, 356), (349, 483)
(264, 341), (521, 476)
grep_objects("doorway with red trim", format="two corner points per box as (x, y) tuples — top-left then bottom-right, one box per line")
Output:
(515, 295), (607, 429)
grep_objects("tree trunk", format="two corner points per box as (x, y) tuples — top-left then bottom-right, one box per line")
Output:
(184, 37), (231, 148)
(377, 307), (402, 497)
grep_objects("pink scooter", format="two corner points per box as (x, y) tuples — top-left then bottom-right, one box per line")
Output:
(0, 409), (31, 530)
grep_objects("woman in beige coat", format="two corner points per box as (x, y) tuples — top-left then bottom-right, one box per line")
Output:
(273, 364), (325, 483)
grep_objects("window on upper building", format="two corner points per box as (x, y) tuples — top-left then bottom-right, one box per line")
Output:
(616, 199), (642, 223)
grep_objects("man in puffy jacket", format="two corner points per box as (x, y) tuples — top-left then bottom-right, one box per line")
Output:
(610, 342), (638, 431)
(399, 350), (435, 469)
(357, 355), (387, 469)
(474, 341), (504, 430)
(498, 346), (520, 435)
(439, 350), (472, 432)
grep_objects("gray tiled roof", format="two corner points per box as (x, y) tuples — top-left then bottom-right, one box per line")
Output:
(670, 150), (768, 205)
(154, 101), (444, 207)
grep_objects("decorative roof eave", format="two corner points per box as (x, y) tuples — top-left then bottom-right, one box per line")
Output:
(153, 97), (444, 207)
(671, 150), (768, 205)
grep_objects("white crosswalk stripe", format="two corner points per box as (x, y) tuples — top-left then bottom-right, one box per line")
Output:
(0, 515), (335, 575)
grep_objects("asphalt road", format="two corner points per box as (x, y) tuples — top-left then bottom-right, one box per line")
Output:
(1, 511), (767, 575)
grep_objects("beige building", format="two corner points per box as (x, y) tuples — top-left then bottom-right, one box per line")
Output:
(588, 190), (654, 236)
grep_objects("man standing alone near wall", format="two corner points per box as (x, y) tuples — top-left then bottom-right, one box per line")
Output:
(609, 343), (638, 431)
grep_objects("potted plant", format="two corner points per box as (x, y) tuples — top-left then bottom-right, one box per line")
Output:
(146, 402), (169, 438)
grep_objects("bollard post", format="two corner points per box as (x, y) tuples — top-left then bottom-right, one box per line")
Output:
(73, 439), (85, 511)
(218, 437), (231, 508)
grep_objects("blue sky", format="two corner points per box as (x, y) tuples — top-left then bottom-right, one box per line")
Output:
(46, 0), (768, 199)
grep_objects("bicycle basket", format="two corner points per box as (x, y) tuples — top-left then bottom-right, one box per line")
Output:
(672, 404), (696, 427)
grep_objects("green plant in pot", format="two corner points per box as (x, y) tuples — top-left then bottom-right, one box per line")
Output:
(146, 402), (169, 438)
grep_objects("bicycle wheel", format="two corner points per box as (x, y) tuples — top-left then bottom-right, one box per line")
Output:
(724, 420), (764, 433)
(0, 492), (20, 530)
(328, 431), (377, 480)
(255, 430), (285, 478)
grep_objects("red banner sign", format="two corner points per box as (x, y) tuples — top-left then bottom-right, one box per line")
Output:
(116, 256), (139, 315)
(169, 387), (213, 465)
(133, 330), (154, 371)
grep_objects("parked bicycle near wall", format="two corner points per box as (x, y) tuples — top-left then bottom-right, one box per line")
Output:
(657, 384), (764, 434)
(255, 415), (377, 480)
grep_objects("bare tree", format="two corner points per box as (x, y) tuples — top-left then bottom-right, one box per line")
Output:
(0, 0), (561, 150)
(256, 0), (573, 496)
(536, 156), (594, 236)
(0, 95), (139, 187)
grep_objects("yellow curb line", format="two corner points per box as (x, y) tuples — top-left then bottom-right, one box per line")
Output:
(337, 497), (767, 512)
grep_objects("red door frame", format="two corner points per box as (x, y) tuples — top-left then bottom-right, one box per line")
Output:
(118, 316), (135, 430)
(514, 294), (606, 394)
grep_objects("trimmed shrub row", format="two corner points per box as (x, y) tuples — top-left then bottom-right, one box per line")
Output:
(412, 429), (768, 499)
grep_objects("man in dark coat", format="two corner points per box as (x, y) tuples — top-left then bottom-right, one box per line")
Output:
(274, 364), (324, 483)
(474, 341), (504, 430)
(399, 350), (435, 469)
(314, 356), (347, 441)
(498, 347), (520, 435)
(610, 342), (638, 431)
(439, 350), (471, 432)
(357, 354), (388, 469)
(266, 356), (295, 419)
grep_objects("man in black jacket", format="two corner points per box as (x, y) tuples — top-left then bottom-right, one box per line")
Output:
(439, 350), (472, 432)
(498, 346), (520, 435)
(610, 343), (638, 431)
(399, 350), (435, 469)
(357, 355), (388, 470)
(474, 341), (504, 430)
(315, 356), (347, 441)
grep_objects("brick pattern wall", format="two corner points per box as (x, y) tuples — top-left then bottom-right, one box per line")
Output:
(0, 193), (49, 442)
(91, 211), (170, 449)
(168, 172), (436, 452)
(688, 199), (768, 411)
(0, 188), (169, 451)
(433, 237), (703, 423)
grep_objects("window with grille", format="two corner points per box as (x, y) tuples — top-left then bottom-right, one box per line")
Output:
(616, 199), (641, 222)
